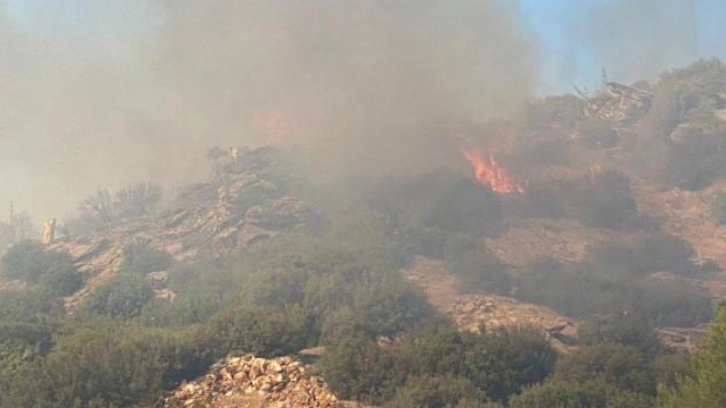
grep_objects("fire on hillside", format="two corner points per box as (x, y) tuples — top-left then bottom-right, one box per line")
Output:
(460, 148), (524, 194)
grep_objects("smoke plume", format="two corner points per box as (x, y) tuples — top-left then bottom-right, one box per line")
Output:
(1, 0), (536, 221)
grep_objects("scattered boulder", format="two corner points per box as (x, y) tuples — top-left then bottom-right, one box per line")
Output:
(159, 354), (344, 408)
(449, 294), (579, 352)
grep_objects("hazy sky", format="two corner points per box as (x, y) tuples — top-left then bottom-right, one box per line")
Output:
(519, 0), (725, 93)
(5, 0), (725, 92)
(1, 0), (725, 222)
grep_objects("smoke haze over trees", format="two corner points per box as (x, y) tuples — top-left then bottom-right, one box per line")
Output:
(2, 0), (725, 220)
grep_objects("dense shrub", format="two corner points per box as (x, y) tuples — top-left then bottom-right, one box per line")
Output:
(652, 353), (692, 389)
(511, 259), (634, 318)
(1, 241), (83, 295)
(664, 125), (726, 190)
(206, 306), (311, 358)
(37, 264), (84, 296)
(579, 313), (662, 357)
(83, 274), (155, 319)
(386, 375), (487, 408)
(321, 327), (556, 405)
(512, 258), (712, 327)
(320, 336), (410, 403)
(660, 301), (726, 406)
(0, 322), (212, 408)
(554, 345), (655, 395)
(584, 233), (698, 276)
(518, 171), (657, 230)
(639, 278), (714, 326)
(365, 170), (503, 239)
(510, 380), (654, 408)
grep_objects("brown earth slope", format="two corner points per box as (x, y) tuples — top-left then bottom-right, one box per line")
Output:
(484, 218), (612, 267)
(402, 256), (580, 352)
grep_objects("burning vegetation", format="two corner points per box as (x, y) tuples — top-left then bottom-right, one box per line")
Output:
(3, 0), (726, 406)
(460, 148), (525, 194)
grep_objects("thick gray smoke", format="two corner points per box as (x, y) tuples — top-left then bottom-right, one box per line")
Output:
(0, 0), (536, 221)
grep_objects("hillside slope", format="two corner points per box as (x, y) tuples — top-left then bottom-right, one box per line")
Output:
(52, 147), (312, 312)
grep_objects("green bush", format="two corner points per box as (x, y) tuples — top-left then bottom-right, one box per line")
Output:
(37, 263), (84, 296)
(1, 241), (84, 296)
(387, 375), (487, 408)
(585, 233), (698, 277)
(664, 125), (726, 190)
(2, 322), (212, 408)
(321, 327), (556, 405)
(639, 278), (714, 326)
(554, 345), (655, 395)
(206, 306), (310, 358)
(660, 301), (726, 407)
(83, 274), (155, 319)
(320, 336), (410, 404)
(510, 380), (654, 408)
(652, 353), (692, 390)
(579, 313), (662, 357)
(512, 259), (635, 318)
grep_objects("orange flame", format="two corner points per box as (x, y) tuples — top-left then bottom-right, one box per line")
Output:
(460, 148), (524, 194)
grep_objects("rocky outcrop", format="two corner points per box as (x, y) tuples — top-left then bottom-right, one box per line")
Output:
(581, 81), (653, 123)
(403, 256), (580, 353)
(449, 294), (579, 352)
(658, 326), (709, 354)
(53, 147), (313, 312)
(158, 355), (343, 408)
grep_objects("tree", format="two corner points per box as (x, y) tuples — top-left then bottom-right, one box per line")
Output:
(661, 301), (726, 407)
(14, 212), (35, 242)
(114, 182), (163, 219)
(78, 188), (115, 225)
